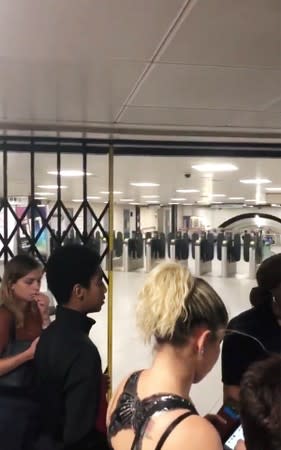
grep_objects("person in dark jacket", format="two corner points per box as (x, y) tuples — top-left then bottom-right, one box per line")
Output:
(222, 253), (281, 407)
(34, 244), (109, 450)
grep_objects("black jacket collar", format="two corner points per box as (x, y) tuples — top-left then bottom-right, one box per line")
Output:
(55, 306), (95, 335)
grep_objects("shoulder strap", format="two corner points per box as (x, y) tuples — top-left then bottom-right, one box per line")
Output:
(123, 370), (142, 396)
(154, 411), (193, 450)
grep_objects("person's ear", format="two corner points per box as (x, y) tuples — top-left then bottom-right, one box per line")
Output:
(196, 329), (211, 358)
(72, 284), (84, 301)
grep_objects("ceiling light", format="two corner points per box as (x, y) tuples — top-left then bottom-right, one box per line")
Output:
(240, 179), (271, 184)
(141, 195), (160, 198)
(72, 199), (83, 203)
(130, 202), (141, 205)
(37, 185), (68, 189)
(100, 191), (123, 195)
(120, 198), (135, 202)
(34, 196), (47, 200)
(183, 203), (193, 206)
(271, 203), (281, 207)
(130, 182), (160, 187)
(171, 198), (186, 201)
(48, 170), (92, 177)
(212, 194), (226, 198)
(266, 187), (281, 191)
(34, 192), (55, 196)
(87, 196), (101, 200)
(245, 199), (256, 202)
(192, 163), (238, 173)
(212, 201), (223, 204)
(145, 200), (160, 204)
(176, 189), (199, 193)
(229, 197), (245, 200)
(169, 202), (179, 205)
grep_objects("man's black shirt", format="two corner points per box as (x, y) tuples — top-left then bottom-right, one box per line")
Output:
(222, 304), (281, 386)
(35, 306), (108, 450)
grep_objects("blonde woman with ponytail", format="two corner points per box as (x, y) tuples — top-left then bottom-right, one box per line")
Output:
(107, 262), (228, 450)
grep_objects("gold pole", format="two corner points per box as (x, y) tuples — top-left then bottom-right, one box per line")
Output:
(107, 145), (114, 397)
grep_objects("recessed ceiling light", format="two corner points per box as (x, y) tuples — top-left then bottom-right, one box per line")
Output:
(183, 203), (193, 206)
(245, 199), (256, 202)
(142, 195), (160, 198)
(145, 200), (160, 204)
(212, 194), (226, 198)
(72, 199), (83, 202)
(34, 192), (55, 196)
(240, 179), (271, 184)
(34, 196), (47, 200)
(130, 202), (141, 205)
(212, 201), (223, 204)
(48, 170), (92, 177)
(130, 182), (160, 187)
(176, 189), (199, 193)
(192, 163), (238, 173)
(100, 191), (123, 195)
(229, 197), (245, 200)
(37, 185), (68, 189)
(87, 196), (101, 200)
(171, 198), (186, 201)
(266, 187), (281, 191)
(168, 202), (179, 205)
(120, 198), (135, 202)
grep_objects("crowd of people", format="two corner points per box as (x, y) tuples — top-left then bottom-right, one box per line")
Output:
(0, 247), (280, 450)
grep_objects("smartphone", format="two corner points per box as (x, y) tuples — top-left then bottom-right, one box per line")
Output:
(216, 404), (240, 441)
(224, 425), (244, 450)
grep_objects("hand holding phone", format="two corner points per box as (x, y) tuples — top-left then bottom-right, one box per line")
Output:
(224, 425), (245, 450)
(215, 404), (240, 442)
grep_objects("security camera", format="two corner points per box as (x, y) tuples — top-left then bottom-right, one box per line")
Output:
(184, 173), (191, 178)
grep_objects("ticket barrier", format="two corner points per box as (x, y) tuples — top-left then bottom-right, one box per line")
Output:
(123, 238), (144, 272)
(194, 239), (212, 276)
(249, 241), (257, 279)
(221, 240), (237, 277)
(101, 237), (123, 272)
(144, 238), (167, 272)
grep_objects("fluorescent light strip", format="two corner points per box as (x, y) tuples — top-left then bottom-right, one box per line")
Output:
(142, 195), (160, 198)
(48, 170), (92, 177)
(240, 179), (271, 184)
(37, 185), (67, 189)
(176, 189), (199, 193)
(170, 198), (186, 201)
(120, 198), (135, 202)
(100, 191), (123, 195)
(229, 197), (245, 200)
(266, 187), (281, 191)
(34, 192), (55, 196)
(130, 182), (160, 187)
(192, 163), (238, 172)
(212, 194), (226, 198)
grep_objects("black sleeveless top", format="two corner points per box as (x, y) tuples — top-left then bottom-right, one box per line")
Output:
(108, 371), (197, 450)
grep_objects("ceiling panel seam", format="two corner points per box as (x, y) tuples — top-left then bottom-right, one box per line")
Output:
(114, 0), (199, 123)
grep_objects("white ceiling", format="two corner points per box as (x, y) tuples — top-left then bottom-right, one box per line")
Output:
(0, 0), (280, 139)
(2, 152), (281, 207)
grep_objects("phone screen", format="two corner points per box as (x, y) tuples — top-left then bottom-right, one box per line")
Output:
(224, 425), (244, 450)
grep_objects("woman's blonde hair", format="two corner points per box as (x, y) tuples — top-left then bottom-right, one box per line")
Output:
(0, 254), (41, 327)
(137, 262), (228, 344)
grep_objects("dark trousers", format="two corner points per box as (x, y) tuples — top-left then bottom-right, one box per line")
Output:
(0, 396), (39, 450)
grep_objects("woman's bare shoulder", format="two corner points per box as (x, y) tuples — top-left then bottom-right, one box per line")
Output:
(165, 414), (223, 450)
